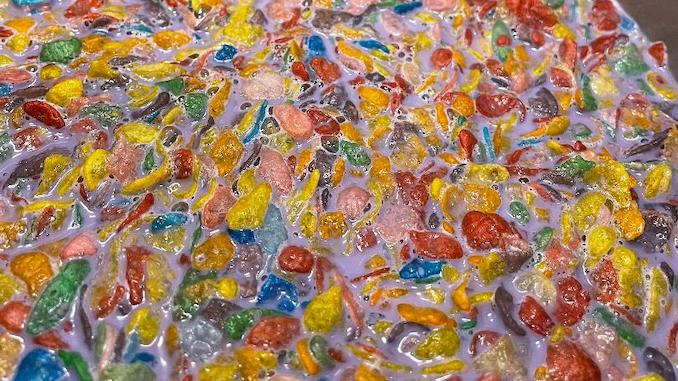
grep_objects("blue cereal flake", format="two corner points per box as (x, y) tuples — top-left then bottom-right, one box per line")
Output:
(150, 212), (188, 232)
(620, 16), (635, 31)
(242, 100), (268, 144)
(483, 126), (495, 162)
(130, 352), (157, 366)
(256, 274), (299, 312)
(228, 229), (256, 244)
(307, 35), (326, 57)
(356, 39), (390, 53)
(393, 1), (422, 14)
(127, 24), (154, 36)
(0, 83), (11, 96)
(122, 330), (141, 363)
(399, 258), (444, 280)
(214, 44), (238, 62)
(254, 205), (288, 255)
(15, 348), (67, 381)
(143, 109), (161, 124)
(518, 138), (542, 147)
(12, 0), (49, 6)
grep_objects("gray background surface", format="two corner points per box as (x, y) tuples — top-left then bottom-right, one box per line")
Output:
(617, 0), (678, 77)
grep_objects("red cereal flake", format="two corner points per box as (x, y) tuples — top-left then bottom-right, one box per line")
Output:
(309, 57), (342, 84)
(23, 100), (66, 129)
(0, 300), (31, 333)
(546, 340), (601, 381)
(125, 246), (151, 305)
(430, 48), (454, 69)
(518, 296), (554, 336)
(409, 230), (463, 259)
(278, 245), (314, 273)
(246, 316), (301, 349)
(555, 276), (591, 326)
(172, 148), (194, 179)
(462, 211), (512, 250)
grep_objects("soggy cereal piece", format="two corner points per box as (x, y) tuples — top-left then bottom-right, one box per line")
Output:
(575, 319), (618, 370)
(0, 332), (23, 378)
(304, 286), (343, 333)
(375, 202), (422, 245)
(318, 211), (347, 240)
(336, 185), (371, 221)
(409, 230), (464, 259)
(234, 244), (264, 275)
(127, 306), (161, 345)
(10, 252), (53, 297)
(26, 259), (90, 335)
(100, 362), (155, 381)
(254, 205), (288, 256)
(0, 301), (31, 333)
(310, 57), (342, 84)
(210, 130), (244, 177)
(226, 183), (272, 230)
(273, 104), (314, 140)
(246, 316), (301, 349)
(192, 233), (235, 272)
(256, 148), (293, 195)
(278, 245), (314, 273)
(23, 100), (66, 129)
(397, 303), (454, 327)
(106, 137), (142, 185)
(39, 38), (82, 64)
(473, 335), (527, 378)
(414, 328), (460, 359)
(266, 0), (302, 22)
(546, 340), (601, 381)
(462, 211), (512, 250)
(202, 185), (236, 229)
(241, 70), (286, 101)
(14, 349), (67, 381)
(518, 296), (554, 336)
(554, 276), (591, 327)
(60, 232), (97, 260)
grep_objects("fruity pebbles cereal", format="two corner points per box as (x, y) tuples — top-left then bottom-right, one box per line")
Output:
(0, 0), (676, 379)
